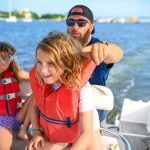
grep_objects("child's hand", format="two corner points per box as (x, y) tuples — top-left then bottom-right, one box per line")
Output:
(25, 132), (44, 150)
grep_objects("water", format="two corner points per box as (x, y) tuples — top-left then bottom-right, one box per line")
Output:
(0, 21), (150, 108)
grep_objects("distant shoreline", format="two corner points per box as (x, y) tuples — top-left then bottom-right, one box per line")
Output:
(0, 18), (150, 23)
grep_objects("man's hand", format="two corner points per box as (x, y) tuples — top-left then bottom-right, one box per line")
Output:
(81, 42), (109, 65)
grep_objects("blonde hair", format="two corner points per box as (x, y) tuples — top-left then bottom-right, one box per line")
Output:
(36, 31), (84, 87)
(0, 41), (21, 83)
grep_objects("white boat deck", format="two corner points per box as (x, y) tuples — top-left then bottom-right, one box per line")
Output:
(120, 121), (149, 136)
(119, 99), (150, 150)
(120, 121), (150, 150)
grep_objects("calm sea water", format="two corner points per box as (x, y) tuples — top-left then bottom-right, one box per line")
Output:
(0, 21), (150, 108)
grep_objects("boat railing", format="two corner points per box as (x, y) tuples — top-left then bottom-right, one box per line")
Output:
(100, 127), (131, 150)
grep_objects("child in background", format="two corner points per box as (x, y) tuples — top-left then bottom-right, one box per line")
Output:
(0, 41), (32, 150)
(26, 31), (103, 150)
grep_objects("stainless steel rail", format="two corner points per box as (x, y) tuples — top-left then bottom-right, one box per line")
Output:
(100, 127), (131, 150)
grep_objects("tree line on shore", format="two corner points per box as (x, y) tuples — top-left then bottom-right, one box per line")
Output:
(0, 10), (66, 20)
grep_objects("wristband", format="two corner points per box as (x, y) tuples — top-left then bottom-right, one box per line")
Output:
(31, 128), (42, 136)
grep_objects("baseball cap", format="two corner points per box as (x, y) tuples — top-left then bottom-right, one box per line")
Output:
(67, 5), (95, 34)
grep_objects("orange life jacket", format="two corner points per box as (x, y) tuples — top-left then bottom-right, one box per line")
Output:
(30, 59), (96, 143)
(0, 69), (21, 115)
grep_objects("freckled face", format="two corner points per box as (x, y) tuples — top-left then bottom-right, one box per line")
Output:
(36, 48), (64, 85)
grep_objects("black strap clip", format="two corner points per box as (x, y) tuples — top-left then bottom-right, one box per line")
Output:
(66, 117), (71, 128)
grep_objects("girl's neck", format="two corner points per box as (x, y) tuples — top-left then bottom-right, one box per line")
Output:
(0, 68), (6, 74)
(0, 66), (9, 74)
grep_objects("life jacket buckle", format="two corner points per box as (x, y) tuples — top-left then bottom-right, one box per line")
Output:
(6, 93), (16, 100)
(66, 117), (71, 128)
(1, 78), (12, 84)
(17, 101), (23, 108)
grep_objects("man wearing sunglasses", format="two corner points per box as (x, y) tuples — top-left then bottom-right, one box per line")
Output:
(66, 4), (123, 149)
(66, 4), (123, 120)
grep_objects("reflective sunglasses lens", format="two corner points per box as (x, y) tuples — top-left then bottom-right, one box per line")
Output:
(66, 19), (88, 27)
(77, 20), (87, 27)
(0, 56), (13, 64)
(66, 19), (75, 26)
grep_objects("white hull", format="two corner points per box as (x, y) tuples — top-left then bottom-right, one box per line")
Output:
(5, 16), (17, 22)
(22, 18), (33, 22)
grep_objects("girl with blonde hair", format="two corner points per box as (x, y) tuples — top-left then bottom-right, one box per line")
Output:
(26, 31), (102, 150)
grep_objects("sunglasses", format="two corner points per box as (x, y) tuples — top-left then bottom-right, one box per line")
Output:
(0, 55), (13, 65)
(66, 19), (88, 27)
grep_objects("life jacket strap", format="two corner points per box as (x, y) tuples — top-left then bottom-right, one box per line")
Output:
(0, 92), (21, 100)
(0, 78), (17, 85)
(40, 111), (79, 128)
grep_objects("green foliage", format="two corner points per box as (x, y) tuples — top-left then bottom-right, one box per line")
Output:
(0, 11), (9, 18)
(41, 13), (66, 19)
(106, 107), (120, 124)
(0, 10), (66, 20)
(12, 10), (22, 18)
(31, 12), (40, 19)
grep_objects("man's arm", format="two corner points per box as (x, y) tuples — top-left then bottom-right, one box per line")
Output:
(103, 42), (123, 64)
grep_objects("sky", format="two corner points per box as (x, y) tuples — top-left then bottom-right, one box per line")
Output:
(0, 0), (150, 18)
